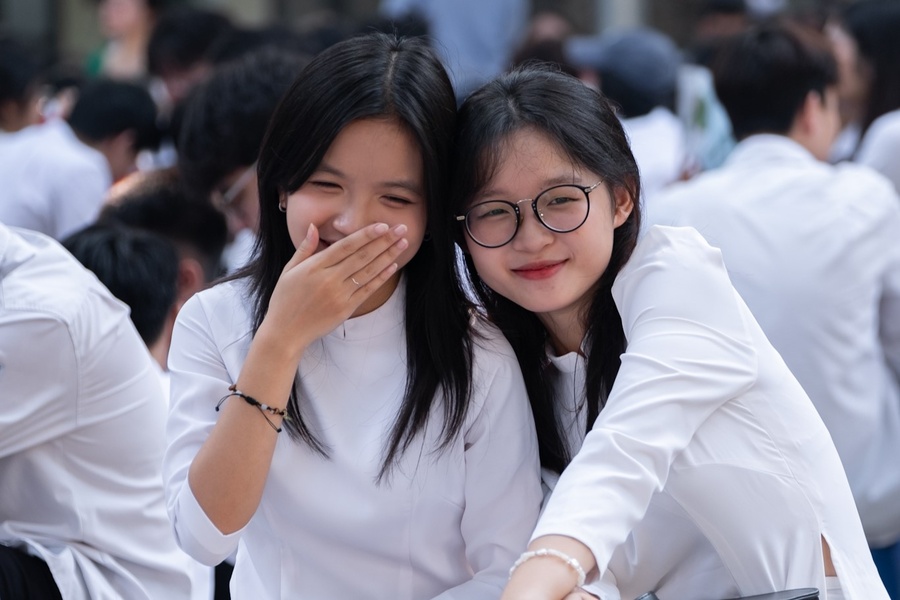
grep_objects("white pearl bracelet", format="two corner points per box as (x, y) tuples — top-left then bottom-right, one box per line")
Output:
(509, 548), (587, 588)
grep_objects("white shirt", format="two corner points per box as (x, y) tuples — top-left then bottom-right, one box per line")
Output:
(164, 278), (542, 598)
(855, 109), (900, 193)
(532, 226), (887, 600)
(621, 107), (687, 199)
(648, 135), (900, 548)
(0, 120), (111, 240)
(0, 225), (207, 600)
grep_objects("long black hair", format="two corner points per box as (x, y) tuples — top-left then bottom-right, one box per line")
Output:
(243, 32), (472, 476)
(841, 0), (900, 138)
(452, 67), (642, 474)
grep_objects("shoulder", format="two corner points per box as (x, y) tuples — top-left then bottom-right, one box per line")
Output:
(613, 226), (743, 328)
(177, 278), (252, 340)
(618, 225), (724, 283)
(1, 226), (128, 326)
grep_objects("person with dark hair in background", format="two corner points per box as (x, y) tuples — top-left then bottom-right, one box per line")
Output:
(450, 66), (886, 600)
(0, 36), (42, 133)
(147, 6), (232, 108)
(163, 32), (540, 598)
(0, 222), (208, 599)
(837, 0), (900, 193)
(103, 168), (227, 284)
(63, 223), (179, 372)
(650, 21), (900, 598)
(67, 78), (160, 182)
(566, 28), (689, 198)
(178, 48), (309, 270)
(0, 78), (156, 240)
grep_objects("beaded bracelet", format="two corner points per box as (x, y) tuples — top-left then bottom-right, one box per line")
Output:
(509, 548), (587, 588)
(216, 385), (287, 433)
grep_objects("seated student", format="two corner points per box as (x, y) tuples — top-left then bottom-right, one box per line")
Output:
(62, 223), (179, 390)
(449, 67), (888, 600)
(566, 28), (689, 197)
(147, 6), (232, 109)
(0, 222), (207, 599)
(163, 32), (541, 598)
(649, 22), (900, 598)
(177, 48), (309, 270)
(0, 78), (158, 239)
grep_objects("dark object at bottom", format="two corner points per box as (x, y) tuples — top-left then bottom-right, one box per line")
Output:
(636, 589), (818, 600)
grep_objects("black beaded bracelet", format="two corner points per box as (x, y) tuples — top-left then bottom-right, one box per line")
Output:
(216, 385), (286, 433)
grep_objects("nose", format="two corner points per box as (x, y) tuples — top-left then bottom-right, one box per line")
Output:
(510, 203), (554, 251)
(331, 197), (371, 236)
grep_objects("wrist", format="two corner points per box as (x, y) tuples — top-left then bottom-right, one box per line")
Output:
(255, 318), (310, 365)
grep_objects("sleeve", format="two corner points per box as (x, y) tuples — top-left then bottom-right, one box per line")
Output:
(163, 291), (246, 566)
(531, 226), (759, 577)
(431, 331), (543, 600)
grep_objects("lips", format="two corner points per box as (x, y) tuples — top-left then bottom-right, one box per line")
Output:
(511, 260), (565, 280)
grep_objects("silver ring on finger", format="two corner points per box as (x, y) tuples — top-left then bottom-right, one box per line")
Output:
(351, 277), (361, 287)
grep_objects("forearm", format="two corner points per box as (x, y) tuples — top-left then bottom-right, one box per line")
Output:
(187, 326), (304, 534)
(502, 536), (596, 600)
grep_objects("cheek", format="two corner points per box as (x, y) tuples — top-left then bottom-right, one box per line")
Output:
(467, 247), (505, 290)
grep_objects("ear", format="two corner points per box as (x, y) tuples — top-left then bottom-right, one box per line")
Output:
(790, 91), (822, 139)
(612, 185), (634, 228)
(175, 257), (205, 308)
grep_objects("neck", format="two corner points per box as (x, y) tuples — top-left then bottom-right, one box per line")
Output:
(538, 307), (586, 357)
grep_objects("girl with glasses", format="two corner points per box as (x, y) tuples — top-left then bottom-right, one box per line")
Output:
(452, 67), (886, 600)
(162, 33), (541, 598)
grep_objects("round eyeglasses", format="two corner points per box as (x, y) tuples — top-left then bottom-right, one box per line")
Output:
(456, 181), (603, 248)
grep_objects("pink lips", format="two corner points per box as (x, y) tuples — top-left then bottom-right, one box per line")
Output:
(511, 260), (565, 280)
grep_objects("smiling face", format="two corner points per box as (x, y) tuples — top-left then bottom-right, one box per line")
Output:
(283, 117), (427, 315)
(464, 127), (633, 351)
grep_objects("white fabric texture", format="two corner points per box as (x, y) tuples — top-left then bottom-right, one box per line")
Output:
(855, 109), (900, 194)
(0, 119), (111, 240)
(532, 226), (887, 600)
(164, 278), (542, 598)
(0, 225), (207, 600)
(648, 135), (900, 549)
(621, 106), (688, 199)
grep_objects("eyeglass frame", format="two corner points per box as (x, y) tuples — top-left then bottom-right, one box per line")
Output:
(455, 180), (603, 248)
(211, 162), (257, 212)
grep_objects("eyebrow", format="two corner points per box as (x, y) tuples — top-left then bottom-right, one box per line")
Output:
(314, 162), (424, 196)
(478, 175), (585, 200)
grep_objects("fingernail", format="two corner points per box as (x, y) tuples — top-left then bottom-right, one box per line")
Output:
(396, 238), (409, 250)
(306, 224), (315, 240)
(393, 224), (408, 235)
(373, 223), (389, 234)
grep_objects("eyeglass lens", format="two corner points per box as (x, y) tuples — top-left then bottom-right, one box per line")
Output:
(465, 184), (590, 247)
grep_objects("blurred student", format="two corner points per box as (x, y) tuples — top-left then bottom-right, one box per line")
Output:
(650, 22), (900, 597)
(178, 48), (308, 270)
(0, 78), (157, 240)
(0, 37), (42, 133)
(0, 222), (207, 599)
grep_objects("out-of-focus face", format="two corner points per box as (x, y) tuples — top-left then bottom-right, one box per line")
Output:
(826, 20), (871, 126)
(283, 117), (427, 316)
(99, 0), (153, 39)
(462, 127), (632, 342)
(212, 164), (260, 236)
(807, 86), (843, 161)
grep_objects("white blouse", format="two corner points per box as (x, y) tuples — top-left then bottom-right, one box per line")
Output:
(164, 278), (542, 599)
(533, 226), (887, 600)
